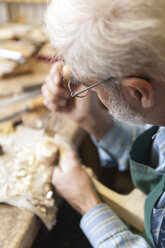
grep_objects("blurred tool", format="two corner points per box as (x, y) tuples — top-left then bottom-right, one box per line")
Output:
(21, 83), (43, 92)
(0, 82), (43, 98)
(0, 49), (25, 64)
(0, 96), (44, 122)
(0, 89), (41, 108)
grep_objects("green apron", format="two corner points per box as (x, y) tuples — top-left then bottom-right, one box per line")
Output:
(129, 126), (165, 247)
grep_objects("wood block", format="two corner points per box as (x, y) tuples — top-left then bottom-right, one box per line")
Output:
(0, 204), (40, 248)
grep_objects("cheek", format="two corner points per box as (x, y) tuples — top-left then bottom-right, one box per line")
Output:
(95, 88), (112, 110)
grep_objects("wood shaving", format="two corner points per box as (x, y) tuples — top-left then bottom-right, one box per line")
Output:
(0, 126), (58, 229)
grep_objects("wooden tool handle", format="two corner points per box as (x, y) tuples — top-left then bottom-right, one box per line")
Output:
(83, 166), (146, 232)
(27, 96), (44, 110)
(62, 65), (71, 89)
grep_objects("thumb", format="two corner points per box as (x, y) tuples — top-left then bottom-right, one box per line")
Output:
(60, 149), (80, 172)
(52, 166), (61, 184)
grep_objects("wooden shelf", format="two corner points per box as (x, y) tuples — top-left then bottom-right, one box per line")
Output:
(0, 0), (49, 4)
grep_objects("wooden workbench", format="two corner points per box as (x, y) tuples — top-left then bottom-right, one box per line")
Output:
(0, 59), (85, 248)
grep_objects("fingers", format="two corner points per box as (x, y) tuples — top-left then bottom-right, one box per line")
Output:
(52, 166), (61, 187)
(52, 149), (79, 185)
(49, 62), (63, 85)
(42, 84), (68, 105)
(60, 149), (80, 171)
(42, 86), (67, 111)
(42, 81), (69, 99)
(42, 62), (70, 111)
(43, 100), (66, 112)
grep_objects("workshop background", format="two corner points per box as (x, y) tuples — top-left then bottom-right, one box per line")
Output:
(0, 1), (134, 247)
(0, 1), (98, 247)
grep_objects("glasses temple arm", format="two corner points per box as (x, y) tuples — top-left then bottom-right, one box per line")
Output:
(69, 77), (112, 97)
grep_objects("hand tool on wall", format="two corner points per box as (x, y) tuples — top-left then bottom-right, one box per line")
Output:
(0, 83), (43, 98)
(0, 89), (41, 108)
(0, 96), (44, 122)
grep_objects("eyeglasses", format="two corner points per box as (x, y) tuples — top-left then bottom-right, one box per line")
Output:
(68, 75), (150, 98)
(68, 76), (115, 98)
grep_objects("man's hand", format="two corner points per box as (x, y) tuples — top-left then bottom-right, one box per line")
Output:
(42, 61), (97, 123)
(52, 149), (102, 215)
(42, 62), (113, 140)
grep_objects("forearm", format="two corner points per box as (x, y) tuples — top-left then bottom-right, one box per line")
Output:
(80, 204), (151, 248)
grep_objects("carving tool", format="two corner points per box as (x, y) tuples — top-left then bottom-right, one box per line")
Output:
(0, 89), (41, 108)
(0, 83), (43, 98)
(0, 96), (44, 122)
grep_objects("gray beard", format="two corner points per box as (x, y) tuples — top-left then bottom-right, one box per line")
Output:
(107, 90), (144, 125)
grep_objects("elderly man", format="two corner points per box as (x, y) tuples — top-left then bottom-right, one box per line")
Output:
(42, 0), (165, 247)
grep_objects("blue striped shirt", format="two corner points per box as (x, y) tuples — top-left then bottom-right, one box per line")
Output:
(80, 121), (165, 247)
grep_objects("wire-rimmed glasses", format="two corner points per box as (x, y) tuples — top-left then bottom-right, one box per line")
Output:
(68, 76), (114, 98)
(68, 75), (150, 98)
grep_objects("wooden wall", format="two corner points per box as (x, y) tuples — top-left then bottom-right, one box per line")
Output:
(0, 3), (9, 23)
(0, 1), (46, 24)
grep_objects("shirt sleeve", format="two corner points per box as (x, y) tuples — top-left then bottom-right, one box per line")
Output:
(92, 120), (145, 171)
(80, 203), (151, 248)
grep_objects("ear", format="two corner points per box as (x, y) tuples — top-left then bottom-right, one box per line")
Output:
(122, 78), (155, 108)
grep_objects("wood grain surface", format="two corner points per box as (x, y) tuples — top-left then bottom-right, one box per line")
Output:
(0, 0), (48, 4)
(0, 204), (41, 248)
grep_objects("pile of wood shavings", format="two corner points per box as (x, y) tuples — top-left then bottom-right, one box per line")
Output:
(0, 126), (58, 229)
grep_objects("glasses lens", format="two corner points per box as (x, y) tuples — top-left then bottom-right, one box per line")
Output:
(68, 79), (89, 98)
(76, 90), (89, 98)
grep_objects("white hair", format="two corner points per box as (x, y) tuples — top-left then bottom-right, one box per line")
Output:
(45, 0), (165, 83)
